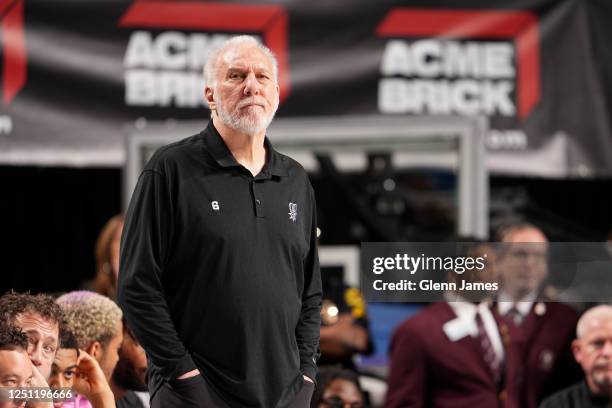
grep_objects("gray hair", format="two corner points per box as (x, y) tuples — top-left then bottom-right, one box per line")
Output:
(577, 305), (612, 338)
(203, 35), (279, 89)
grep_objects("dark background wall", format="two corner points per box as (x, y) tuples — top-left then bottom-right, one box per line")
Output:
(2, 165), (611, 295)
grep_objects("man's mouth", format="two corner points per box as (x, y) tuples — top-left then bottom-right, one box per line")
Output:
(238, 99), (265, 109)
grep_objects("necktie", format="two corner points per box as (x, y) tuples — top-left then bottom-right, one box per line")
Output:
(505, 306), (524, 326)
(476, 312), (502, 384)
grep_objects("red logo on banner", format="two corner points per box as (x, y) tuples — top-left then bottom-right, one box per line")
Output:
(0, 0), (26, 105)
(376, 8), (540, 119)
(119, 1), (290, 104)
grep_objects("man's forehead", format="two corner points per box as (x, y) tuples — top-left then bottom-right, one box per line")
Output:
(504, 228), (548, 243)
(53, 349), (78, 368)
(15, 312), (59, 334)
(220, 45), (273, 71)
(0, 350), (32, 377)
(584, 319), (612, 336)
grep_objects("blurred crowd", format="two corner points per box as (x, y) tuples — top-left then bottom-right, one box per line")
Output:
(1, 215), (612, 408)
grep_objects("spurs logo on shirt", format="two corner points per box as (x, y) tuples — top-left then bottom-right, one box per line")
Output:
(288, 202), (297, 222)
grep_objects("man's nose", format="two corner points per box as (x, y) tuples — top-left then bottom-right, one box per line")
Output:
(29, 342), (43, 366)
(243, 72), (261, 96)
(55, 375), (67, 389)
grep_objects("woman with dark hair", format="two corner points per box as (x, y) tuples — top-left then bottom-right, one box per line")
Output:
(312, 367), (366, 408)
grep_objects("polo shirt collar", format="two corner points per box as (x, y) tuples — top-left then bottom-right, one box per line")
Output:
(204, 121), (288, 177)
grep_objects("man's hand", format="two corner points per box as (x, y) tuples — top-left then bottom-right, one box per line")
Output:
(177, 369), (200, 380)
(72, 350), (115, 408)
(26, 363), (53, 408)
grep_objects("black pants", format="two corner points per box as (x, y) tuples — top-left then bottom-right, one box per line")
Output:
(151, 375), (314, 408)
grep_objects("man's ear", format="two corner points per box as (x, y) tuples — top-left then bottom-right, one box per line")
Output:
(571, 339), (582, 363)
(205, 87), (216, 111)
(86, 341), (103, 362)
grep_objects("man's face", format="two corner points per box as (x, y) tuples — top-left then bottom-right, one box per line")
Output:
(498, 228), (548, 298)
(48, 349), (78, 408)
(573, 319), (612, 394)
(13, 312), (59, 380)
(319, 378), (364, 408)
(458, 244), (498, 302)
(96, 320), (123, 381)
(207, 44), (279, 135)
(0, 349), (32, 408)
(112, 328), (147, 392)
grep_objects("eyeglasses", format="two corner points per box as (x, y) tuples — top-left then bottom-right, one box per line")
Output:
(321, 396), (364, 408)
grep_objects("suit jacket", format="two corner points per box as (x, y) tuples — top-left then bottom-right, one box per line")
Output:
(386, 302), (514, 408)
(492, 302), (582, 408)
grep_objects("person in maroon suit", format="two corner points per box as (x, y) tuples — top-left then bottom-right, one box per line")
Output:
(493, 222), (582, 408)
(386, 243), (516, 408)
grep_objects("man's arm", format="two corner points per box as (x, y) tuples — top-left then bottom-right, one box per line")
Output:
(26, 362), (53, 408)
(72, 350), (115, 408)
(295, 186), (322, 383)
(319, 314), (370, 358)
(386, 323), (427, 408)
(117, 170), (197, 381)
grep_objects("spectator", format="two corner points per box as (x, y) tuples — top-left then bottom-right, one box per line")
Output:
(49, 330), (79, 408)
(63, 351), (117, 408)
(0, 292), (63, 380)
(318, 280), (373, 369)
(0, 322), (31, 408)
(386, 241), (509, 407)
(56, 291), (122, 408)
(311, 367), (365, 408)
(85, 215), (124, 300)
(49, 330), (118, 408)
(540, 305), (612, 407)
(110, 322), (148, 408)
(494, 222), (581, 407)
(317, 273), (379, 406)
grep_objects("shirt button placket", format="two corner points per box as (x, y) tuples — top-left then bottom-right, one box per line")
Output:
(252, 180), (264, 218)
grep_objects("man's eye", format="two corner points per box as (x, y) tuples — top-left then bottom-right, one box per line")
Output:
(64, 371), (74, 380)
(43, 345), (55, 354)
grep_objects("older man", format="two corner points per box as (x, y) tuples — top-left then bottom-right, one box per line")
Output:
(540, 305), (612, 407)
(494, 223), (581, 407)
(118, 35), (321, 408)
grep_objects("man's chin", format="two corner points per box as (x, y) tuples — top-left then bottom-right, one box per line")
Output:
(53, 401), (64, 408)
(592, 370), (612, 390)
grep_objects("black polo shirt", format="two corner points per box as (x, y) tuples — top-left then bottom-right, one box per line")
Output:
(118, 121), (322, 408)
(539, 381), (610, 407)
